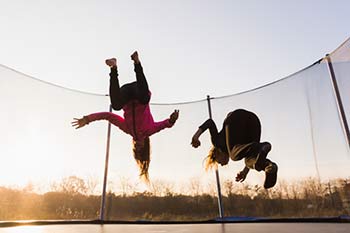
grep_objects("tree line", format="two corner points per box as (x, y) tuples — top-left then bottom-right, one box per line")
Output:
(0, 176), (349, 221)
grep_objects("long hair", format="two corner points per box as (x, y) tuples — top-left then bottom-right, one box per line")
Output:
(204, 146), (218, 171)
(132, 137), (151, 183)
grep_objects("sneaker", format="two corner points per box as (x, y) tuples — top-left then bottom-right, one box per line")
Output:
(264, 159), (278, 189)
(254, 142), (271, 171)
(105, 58), (117, 67)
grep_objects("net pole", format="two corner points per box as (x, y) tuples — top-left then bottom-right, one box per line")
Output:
(325, 55), (350, 149)
(207, 95), (224, 219)
(100, 104), (112, 221)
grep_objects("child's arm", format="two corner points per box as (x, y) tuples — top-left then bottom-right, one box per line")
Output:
(235, 166), (250, 182)
(71, 116), (89, 129)
(148, 110), (179, 135)
(191, 118), (218, 148)
(72, 112), (128, 133)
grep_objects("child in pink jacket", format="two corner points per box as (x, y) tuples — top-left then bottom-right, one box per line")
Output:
(72, 51), (179, 182)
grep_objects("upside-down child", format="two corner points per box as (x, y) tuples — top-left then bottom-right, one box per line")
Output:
(191, 109), (277, 189)
(72, 51), (179, 182)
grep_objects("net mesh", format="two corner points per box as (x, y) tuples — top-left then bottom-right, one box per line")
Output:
(0, 38), (349, 221)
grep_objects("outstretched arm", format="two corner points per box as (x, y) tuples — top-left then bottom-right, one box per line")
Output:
(72, 112), (128, 133)
(191, 119), (218, 148)
(147, 110), (179, 136)
(71, 116), (89, 129)
(235, 166), (250, 182)
(191, 128), (203, 148)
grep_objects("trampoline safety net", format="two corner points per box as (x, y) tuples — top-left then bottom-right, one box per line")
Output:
(0, 38), (349, 221)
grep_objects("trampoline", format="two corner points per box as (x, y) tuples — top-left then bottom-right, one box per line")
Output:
(0, 220), (349, 233)
(1, 36), (350, 233)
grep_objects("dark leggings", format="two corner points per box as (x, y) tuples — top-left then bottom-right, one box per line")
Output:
(224, 109), (262, 160)
(109, 63), (150, 110)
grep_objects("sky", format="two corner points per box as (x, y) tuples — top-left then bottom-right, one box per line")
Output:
(0, 0), (350, 193)
(0, 0), (349, 103)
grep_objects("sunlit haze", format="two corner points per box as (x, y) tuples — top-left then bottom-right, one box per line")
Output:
(0, 0), (350, 194)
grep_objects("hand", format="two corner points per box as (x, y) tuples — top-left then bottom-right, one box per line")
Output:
(235, 169), (248, 182)
(169, 109), (179, 124)
(191, 136), (201, 148)
(71, 117), (88, 129)
(191, 128), (203, 148)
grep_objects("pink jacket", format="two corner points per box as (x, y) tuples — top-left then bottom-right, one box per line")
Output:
(86, 100), (173, 142)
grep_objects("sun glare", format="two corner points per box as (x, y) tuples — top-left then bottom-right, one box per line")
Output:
(1, 226), (45, 233)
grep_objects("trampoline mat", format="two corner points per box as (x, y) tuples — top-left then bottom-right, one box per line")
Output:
(0, 223), (349, 233)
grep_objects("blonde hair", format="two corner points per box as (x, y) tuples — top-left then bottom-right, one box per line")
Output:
(132, 137), (151, 183)
(204, 146), (219, 171)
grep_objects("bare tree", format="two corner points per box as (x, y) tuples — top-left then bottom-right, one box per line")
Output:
(189, 177), (202, 196)
(58, 176), (88, 195)
(86, 176), (99, 195)
(150, 179), (175, 196)
(118, 177), (136, 196)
